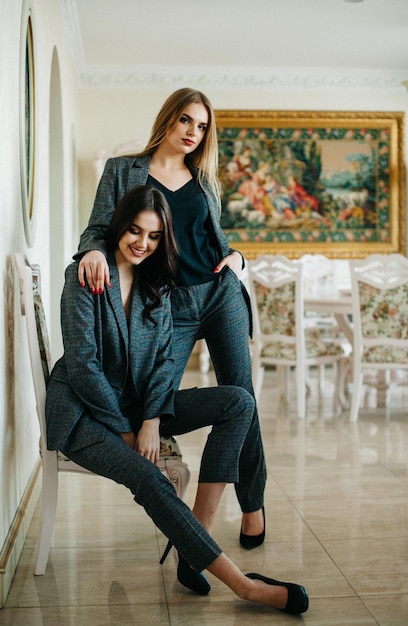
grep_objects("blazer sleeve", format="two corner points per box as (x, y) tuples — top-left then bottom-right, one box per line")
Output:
(75, 158), (119, 259)
(59, 263), (130, 434)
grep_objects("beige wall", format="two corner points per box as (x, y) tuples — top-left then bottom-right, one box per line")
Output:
(0, 0), (79, 601)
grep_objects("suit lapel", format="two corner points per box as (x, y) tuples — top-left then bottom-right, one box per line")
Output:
(107, 259), (148, 374)
(126, 155), (151, 191)
(106, 260), (129, 353)
(128, 278), (154, 392)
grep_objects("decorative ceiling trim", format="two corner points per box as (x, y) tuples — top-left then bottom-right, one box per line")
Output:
(77, 66), (407, 92)
(58, 0), (407, 93)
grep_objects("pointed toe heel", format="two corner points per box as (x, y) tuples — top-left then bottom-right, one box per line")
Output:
(160, 540), (210, 595)
(177, 555), (211, 595)
(245, 572), (309, 614)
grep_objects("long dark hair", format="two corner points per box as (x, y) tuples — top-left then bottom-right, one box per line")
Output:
(105, 185), (178, 322)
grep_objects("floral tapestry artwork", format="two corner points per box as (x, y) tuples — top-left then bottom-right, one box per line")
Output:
(216, 111), (405, 258)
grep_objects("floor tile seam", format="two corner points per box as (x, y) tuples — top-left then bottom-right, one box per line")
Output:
(54, 505), (138, 511)
(286, 498), (338, 548)
(154, 525), (173, 618)
(390, 467), (408, 485)
(42, 546), (163, 554)
(5, 602), (171, 610)
(286, 495), (408, 505)
(286, 498), (368, 599)
(370, 454), (408, 472)
(351, 596), (381, 626)
(311, 535), (408, 548)
(286, 494), (408, 503)
(262, 487), (408, 505)
(358, 594), (407, 625)
(310, 546), (362, 599)
(387, 467), (408, 486)
(264, 488), (332, 543)
(267, 463), (406, 473)
(301, 533), (408, 544)
(360, 592), (408, 599)
(266, 479), (308, 512)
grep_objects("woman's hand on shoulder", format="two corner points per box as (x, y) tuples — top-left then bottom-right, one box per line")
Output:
(78, 250), (111, 293)
(213, 251), (242, 279)
(135, 417), (161, 464)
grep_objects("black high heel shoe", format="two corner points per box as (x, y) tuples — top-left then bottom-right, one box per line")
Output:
(177, 555), (211, 595)
(245, 572), (309, 614)
(160, 540), (211, 596)
(239, 506), (265, 550)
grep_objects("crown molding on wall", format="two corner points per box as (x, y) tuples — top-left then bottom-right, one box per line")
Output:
(58, 0), (407, 93)
(77, 65), (408, 92)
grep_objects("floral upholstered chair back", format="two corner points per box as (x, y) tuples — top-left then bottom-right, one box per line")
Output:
(351, 254), (408, 365)
(248, 255), (304, 362)
(254, 279), (296, 338)
(248, 254), (343, 362)
(349, 254), (408, 422)
(248, 254), (348, 417)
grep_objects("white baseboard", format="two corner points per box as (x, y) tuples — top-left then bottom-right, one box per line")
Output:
(0, 459), (41, 608)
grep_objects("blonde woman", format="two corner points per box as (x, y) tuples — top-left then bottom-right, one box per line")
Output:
(77, 88), (266, 551)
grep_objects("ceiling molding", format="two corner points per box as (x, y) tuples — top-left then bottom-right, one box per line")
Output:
(58, 0), (407, 93)
(77, 66), (407, 92)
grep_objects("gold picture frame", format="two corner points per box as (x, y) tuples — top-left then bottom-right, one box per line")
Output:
(216, 110), (405, 259)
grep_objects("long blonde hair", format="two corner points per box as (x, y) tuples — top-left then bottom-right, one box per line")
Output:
(136, 88), (221, 203)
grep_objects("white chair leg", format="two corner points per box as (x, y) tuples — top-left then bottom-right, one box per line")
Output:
(350, 359), (362, 422)
(282, 366), (291, 401)
(34, 451), (59, 575)
(318, 364), (326, 395)
(337, 358), (350, 410)
(253, 360), (265, 402)
(276, 366), (284, 399)
(296, 366), (306, 419)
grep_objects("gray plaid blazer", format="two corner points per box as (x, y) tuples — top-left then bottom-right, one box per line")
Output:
(45, 255), (175, 452)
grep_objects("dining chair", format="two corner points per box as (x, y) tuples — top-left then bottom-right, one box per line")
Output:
(349, 253), (408, 422)
(14, 253), (190, 575)
(300, 253), (352, 373)
(248, 254), (348, 418)
(301, 253), (344, 331)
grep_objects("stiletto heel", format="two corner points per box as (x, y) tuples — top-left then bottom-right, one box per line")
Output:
(160, 539), (211, 595)
(159, 539), (173, 564)
(245, 572), (309, 614)
(240, 506), (265, 549)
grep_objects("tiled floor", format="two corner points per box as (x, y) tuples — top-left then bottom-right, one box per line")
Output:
(2, 367), (408, 625)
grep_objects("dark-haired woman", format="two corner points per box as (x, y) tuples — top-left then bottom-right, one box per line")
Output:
(46, 186), (308, 614)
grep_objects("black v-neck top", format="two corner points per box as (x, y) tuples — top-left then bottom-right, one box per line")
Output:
(148, 175), (219, 286)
